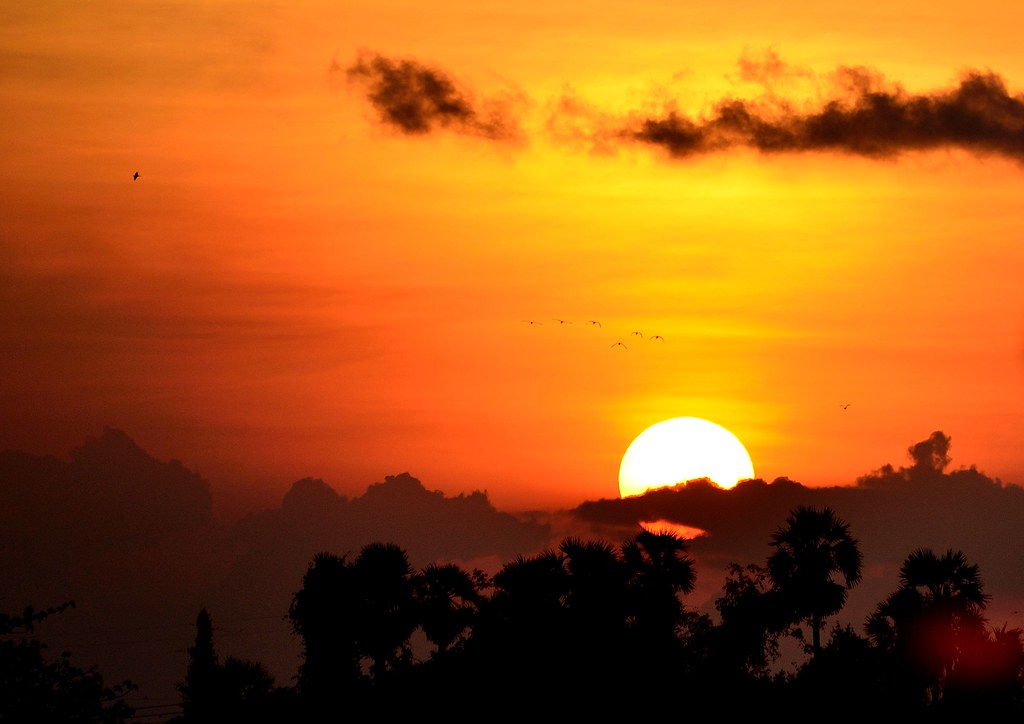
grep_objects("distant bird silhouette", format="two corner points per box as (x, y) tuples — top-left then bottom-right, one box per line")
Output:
(553, 319), (572, 324)
(650, 335), (665, 342)
(840, 403), (851, 410)
(631, 331), (643, 338)
(611, 341), (628, 349)
(522, 320), (542, 325)
(133, 171), (140, 180)
(588, 320), (601, 327)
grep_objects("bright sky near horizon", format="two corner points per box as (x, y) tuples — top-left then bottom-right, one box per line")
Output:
(3, 1), (1024, 517)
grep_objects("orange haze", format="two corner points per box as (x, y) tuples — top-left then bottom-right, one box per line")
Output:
(3, 1), (1024, 517)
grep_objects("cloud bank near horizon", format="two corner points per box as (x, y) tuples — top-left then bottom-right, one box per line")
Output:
(3, 427), (1023, 706)
(344, 50), (1024, 164)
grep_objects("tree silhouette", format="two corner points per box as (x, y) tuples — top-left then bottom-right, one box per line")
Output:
(622, 529), (696, 608)
(944, 623), (1024, 714)
(269, 527), (1022, 716)
(767, 505), (862, 656)
(177, 607), (290, 723)
(620, 527), (697, 679)
(414, 562), (486, 656)
(464, 534), (698, 714)
(0, 601), (136, 723)
(560, 537), (630, 635)
(487, 549), (570, 627)
(288, 552), (365, 714)
(179, 608), (217, 721)
(350, 542), (419, 682)
(866, 547), (992, 706)
(710, 563), (791, 677)
(787, 623), (896, 715)
(462, 549), (570, 710)
(558, 537), (633, 691)
(288, 543), (421, 717)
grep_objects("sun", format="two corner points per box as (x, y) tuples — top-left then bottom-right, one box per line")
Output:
(618, 417), (755, 498)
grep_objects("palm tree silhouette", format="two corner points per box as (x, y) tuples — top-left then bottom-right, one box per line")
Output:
(475, 550), (571, 700)
(489, 550), (569, 625)
(558, 537), (632, 685)
(623, 529), (696, 592)
(622, 529), (696, 648)
(351, 542), (418, 682)
(767, 506), (862, 656)
(415, 562), (484, 656)
(560, 537), (630, 633)
(866, 547), (991, 704)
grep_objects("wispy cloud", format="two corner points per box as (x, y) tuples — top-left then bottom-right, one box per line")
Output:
(343, 50), (524, 141)
(347, 49), (1024, 163)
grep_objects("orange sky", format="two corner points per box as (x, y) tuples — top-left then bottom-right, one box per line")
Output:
(3, 1), (1024, 517)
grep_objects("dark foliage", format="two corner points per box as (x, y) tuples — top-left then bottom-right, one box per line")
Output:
(14, 503), (1024, 721)
(175, 608), (295, 723)
(0, 601), (137, 723)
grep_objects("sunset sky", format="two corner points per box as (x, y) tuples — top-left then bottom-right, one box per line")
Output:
(4, 0), (1024, 517)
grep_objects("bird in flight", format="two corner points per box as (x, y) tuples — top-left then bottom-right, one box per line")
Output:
(553, 319), (572, 324)
(650, 335), (665, 342)
(522, 320), (542, 325)
(587, 320), (601, 327)
(631, 331), (643, 338)
(133, 171), (140, 180)
(840, 403), (851, 410)
(611, 341), (628, 349)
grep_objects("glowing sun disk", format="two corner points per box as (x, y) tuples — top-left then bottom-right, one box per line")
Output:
(618, 417), (755, 498)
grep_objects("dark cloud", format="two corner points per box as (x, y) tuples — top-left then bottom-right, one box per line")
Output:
(217, 471), (551, 635)
(0, 427), (211, 551)
(347, 49), (1024, 163)
(628, 69), (1024, 160)
(344, 51), (523, 141)
(570, 430), (1024, 635)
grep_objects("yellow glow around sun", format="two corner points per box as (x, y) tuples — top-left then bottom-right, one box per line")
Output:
(618, 417), (755, 497)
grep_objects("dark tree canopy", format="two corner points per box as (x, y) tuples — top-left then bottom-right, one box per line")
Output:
(767, 505), (863, 655)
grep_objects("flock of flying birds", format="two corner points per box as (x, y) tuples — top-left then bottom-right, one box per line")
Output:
(521, 317), (853, 411)
(132, 171), (850, 410)
(521, 318), (666, 350)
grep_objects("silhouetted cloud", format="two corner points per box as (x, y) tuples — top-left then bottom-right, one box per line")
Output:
(349, 49), (1024, 163)
(218, 471), (551, 630)
(626, 69), (1024, 160)
(0, 426), (211, 550)
(344, 51), (523, 141)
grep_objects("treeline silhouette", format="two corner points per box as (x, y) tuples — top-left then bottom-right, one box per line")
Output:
(5, 505), (1023, 721)
(173, 509), (1024, 719)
